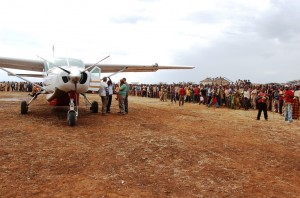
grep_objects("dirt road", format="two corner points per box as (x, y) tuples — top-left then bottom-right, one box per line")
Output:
(0, 92), (299, 197)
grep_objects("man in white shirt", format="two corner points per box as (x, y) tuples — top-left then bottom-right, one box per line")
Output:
(99, 77), (108, 115)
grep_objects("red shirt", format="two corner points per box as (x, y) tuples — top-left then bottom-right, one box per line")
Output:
(194, 87), (200, 95)
(258, 92), (267, 103)
(284, 90), (294, 103)
(179, 88), (185, 96)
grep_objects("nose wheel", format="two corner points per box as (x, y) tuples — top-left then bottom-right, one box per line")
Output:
(68, 111), (77, 126)
(67, 97), (78, 126)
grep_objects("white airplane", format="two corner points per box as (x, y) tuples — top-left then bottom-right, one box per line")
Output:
(0, 56), (194, 126)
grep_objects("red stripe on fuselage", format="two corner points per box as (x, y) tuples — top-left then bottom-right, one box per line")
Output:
(49, 91), (79, 106)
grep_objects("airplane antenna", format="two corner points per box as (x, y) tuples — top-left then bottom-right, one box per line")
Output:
(84, 55), (110, 72)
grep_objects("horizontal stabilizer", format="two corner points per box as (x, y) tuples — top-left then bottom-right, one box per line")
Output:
(0, 57), (44, 72)
(8, 73), (44, 78)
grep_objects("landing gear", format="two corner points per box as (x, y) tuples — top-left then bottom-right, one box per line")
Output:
(68, 111), (76, 126)
(21, 101), (28, 114)
(90, 101), (98, 113)
(81, 93), (99, 113)
(66, 93), (98, 126)
(67, 98), (77, 126)
(21, 91), (42, 115)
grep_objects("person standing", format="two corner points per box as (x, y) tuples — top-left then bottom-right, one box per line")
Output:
(179, 85), (185, 106)
(284, 85), (294, 123)
(170, 85), (176, 104)
(99, 77), (108, 116)
(106, 77), (113, 113)
(243, 87), (251, 110)
(257, 88), (268, 121)
(251, 86), (258, 109)
(6, 81), (10, 92)
(194, 85), (200, 103)
(273, 87), (280, 113)
(278, 87), (284, 115)
(123, 78), (129, 113)
(293, 85), (300, 119)
(118, 79), (127, 115)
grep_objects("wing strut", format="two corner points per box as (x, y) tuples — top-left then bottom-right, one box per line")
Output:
(0, 67), (45, 91)
(105, 66), (128, 79)
(84, 55), (110, 72)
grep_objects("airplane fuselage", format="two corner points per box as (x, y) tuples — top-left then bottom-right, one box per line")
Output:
(43, 66), (90, 93)
(42, 58), (92, 105)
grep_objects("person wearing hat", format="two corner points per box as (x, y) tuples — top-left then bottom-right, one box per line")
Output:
(99, 76), (108, 115)
(283, 85), (294, 123)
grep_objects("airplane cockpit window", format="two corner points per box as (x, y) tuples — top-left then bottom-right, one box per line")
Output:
(68, 58), (85, 68)
(43, 62), (50, 72)
(54, 58), (68, 67)
(48, 58), (85, 69)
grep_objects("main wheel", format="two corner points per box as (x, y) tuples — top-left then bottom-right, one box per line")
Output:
(68, 111), (76, 126)
(21, 101), (28, 114)
(90, 101), (98, 113)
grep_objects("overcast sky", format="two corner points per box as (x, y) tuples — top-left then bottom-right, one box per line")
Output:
(0, 0), (299, 84)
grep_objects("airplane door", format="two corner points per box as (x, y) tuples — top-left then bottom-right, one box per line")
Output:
(88, 66), (101, 92)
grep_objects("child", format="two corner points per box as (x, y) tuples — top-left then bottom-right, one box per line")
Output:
(115, 85), (119, 100)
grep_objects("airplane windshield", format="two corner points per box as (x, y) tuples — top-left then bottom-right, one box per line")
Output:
(48, 58), (85, 69)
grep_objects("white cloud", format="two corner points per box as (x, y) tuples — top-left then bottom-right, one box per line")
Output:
(1, 0), (299, 84)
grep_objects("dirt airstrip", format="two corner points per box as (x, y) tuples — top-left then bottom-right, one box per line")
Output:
(0, 92), (299, 197)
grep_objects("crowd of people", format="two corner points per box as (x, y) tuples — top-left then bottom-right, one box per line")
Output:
(0, 81), (42, 96)
(1, 79), (300, 122)
(115, 79), (300, 122)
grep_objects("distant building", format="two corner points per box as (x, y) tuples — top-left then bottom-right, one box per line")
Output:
(200, 76), (232, 85)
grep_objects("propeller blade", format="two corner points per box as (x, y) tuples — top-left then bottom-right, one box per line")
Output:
(58, 66), (71, 74)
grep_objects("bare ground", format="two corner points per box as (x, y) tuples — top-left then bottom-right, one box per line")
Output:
(0, 92), (299, 197)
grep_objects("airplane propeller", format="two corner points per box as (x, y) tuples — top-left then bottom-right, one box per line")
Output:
(37, 55), (110, 91)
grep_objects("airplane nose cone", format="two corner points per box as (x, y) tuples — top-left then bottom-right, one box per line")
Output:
(70, 70), (81, 83)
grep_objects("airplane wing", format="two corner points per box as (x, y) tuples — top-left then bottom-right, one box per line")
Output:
(0, 57), (194, 73)
(0, 57), (44, 72)
(85, 63), (195, 73)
